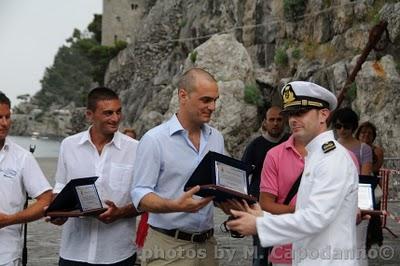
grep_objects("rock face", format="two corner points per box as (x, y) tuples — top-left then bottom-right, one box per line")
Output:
(353, 55), (400, 157)
(16, 0), (400, 159)
(164, 34), (258, 156)
(102, 0), (400, 158)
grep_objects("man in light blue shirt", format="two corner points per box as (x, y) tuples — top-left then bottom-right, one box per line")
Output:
(131, 68), (224, 266)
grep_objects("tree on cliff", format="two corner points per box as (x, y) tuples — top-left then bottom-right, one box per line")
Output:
(33, 14), (126, 111)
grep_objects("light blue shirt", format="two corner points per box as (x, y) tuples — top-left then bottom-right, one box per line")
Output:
(131, 114), (224, 232)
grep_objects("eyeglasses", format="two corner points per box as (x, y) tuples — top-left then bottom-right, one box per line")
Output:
(220, 216), (244, 238)
(334, 123), (352, 130)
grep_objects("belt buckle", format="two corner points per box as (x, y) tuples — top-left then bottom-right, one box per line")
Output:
(174, 229), (180, 239)
(190, 232), (202, 243)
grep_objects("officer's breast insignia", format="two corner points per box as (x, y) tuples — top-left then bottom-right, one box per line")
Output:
(322, 141), (336, 153)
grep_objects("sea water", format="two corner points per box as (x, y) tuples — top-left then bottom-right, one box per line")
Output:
(9, 136), (60, 158)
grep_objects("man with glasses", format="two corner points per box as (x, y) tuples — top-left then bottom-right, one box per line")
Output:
(228, 81), (359, 266)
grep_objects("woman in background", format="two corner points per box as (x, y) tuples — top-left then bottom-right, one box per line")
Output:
(355, 121), (384, 249)
(355, 121), (384, 176)
(332, 107), (373, 175)
(331, 107), (372, 266)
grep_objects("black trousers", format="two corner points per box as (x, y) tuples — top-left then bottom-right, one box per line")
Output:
(252, 235), (271, 266)
(59, 254), (136, 266)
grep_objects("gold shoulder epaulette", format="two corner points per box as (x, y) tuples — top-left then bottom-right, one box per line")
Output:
(322, 141), (336, 153)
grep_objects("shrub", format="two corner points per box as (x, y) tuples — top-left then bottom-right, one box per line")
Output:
(346, 82), (357, 102)
(190, 50), (198, 64)
(274, 48), (289, 66)
(179, 19), (187, 28)
(283, 0), (307, 22)
(244, 84), (263, 106)
(292, 48), (301, 60)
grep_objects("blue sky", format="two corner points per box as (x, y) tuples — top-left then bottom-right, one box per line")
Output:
(0, 0), (102, 107)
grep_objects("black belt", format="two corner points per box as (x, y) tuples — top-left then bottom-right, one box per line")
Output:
(150, 225), (213, 243)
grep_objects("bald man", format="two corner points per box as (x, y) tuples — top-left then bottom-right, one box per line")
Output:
(132, 68), (224, 266)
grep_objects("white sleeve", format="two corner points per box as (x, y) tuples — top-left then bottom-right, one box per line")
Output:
(22, 153), (52, 199)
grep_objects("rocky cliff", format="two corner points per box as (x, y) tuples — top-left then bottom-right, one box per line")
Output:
(104, 0), (400, 158)
(13, 1), (399, 158)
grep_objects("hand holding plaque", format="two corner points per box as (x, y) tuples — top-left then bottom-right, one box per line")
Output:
(184, 151), (256, 204)
(46, 177), (107, 217)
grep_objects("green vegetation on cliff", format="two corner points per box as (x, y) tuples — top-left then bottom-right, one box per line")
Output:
(33, 14), (126, 110)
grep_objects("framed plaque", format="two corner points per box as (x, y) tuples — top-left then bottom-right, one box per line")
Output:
(215, 161), (248, 195)
(46, 176), (107, 217)
(358, 175), (383, 216)
(184, 151), (256, 204)
(358, 183), (374, 210)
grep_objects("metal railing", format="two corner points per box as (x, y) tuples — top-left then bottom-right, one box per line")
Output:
(382, 158), (400, 202)
(379, 157), (400, 238)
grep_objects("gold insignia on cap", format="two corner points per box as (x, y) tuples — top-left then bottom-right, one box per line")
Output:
(322, 141), (336, 153)
(282, 84), (296, 105)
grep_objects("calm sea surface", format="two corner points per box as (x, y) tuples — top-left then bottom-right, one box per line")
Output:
(9, 136), (61, 158)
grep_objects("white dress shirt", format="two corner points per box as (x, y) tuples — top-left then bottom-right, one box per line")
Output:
(256, 131), (359, 266)
(131, 114), (225, 232)
(0, 139), (51, 265)
(54, 130), (138, 264)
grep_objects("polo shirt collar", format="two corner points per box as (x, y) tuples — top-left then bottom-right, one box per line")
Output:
(284, 135), (303, 158)
(284, 135), (296, 150)
(168, 114), (212, 139)
(78, 127), (121, 150)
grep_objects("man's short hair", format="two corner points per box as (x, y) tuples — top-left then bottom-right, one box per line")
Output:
(87, 87), (119, 111)
(178, 68), (216, 93)
(0, 92), (11, 108)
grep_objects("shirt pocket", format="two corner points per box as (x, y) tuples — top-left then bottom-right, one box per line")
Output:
(109, 163), (134, 192)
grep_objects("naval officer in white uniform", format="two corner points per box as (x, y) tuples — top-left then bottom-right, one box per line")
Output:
(228, 81), (359, 266)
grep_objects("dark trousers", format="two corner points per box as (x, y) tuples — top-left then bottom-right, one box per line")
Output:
(252, 235), (271, 266)
(59, 254), (136, 266)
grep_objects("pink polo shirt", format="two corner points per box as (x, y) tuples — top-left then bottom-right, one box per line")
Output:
(260, 135), (304, 264)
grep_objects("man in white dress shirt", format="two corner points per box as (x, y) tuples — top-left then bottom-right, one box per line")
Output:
(228, 81), (359, 266)
(0, 92), (52, 266)
(51, 87), (140, 265)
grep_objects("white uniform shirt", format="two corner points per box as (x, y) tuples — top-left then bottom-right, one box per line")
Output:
(0, 139), (51, 265)
(256, 131), (359, 266)
(54, 130), (138, 264)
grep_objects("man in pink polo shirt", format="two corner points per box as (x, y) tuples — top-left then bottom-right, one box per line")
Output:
(259, 135), (306, 265)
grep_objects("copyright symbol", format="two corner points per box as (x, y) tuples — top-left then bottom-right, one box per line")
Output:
(379, 246), (394, 260)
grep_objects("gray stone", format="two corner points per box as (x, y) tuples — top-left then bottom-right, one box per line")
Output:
(165, 33), (258, 157)
(353, 55), (400, 157)
(344, 24), (370, 51)
(379, 3), (400, 43)
(183, 33), (254, 85)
